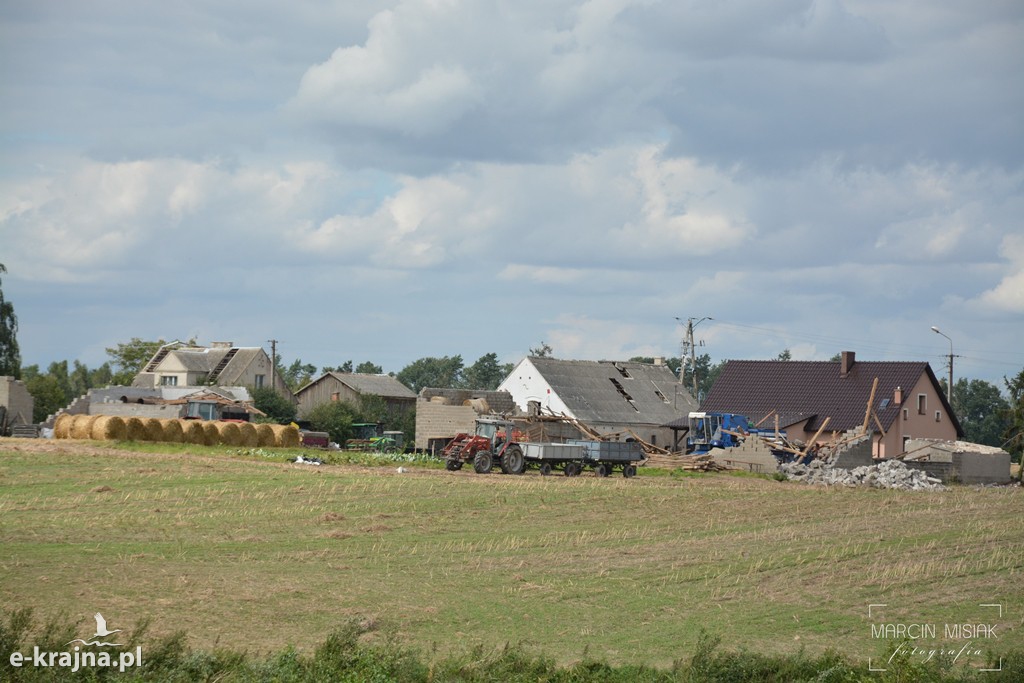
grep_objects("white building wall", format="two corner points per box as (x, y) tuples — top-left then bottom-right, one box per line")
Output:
(497, 358), (574, 417)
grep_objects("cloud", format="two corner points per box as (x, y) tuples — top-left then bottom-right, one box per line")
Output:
(977, 235), (1024, 314)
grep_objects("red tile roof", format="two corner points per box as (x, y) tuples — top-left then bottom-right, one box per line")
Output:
(701, 357), (962, 436)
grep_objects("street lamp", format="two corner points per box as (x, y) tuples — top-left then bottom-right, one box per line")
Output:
(930, 326), (954, 403)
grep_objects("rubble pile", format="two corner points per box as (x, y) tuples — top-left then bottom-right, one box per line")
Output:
(780, 457), (946, 491)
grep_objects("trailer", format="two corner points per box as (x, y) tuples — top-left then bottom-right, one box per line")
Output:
(523, 440), (642, 478)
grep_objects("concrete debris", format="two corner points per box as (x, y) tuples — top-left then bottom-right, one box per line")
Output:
(780, 457), (946, 491)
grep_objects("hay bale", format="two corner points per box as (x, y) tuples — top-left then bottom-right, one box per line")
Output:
(270, 424), (300, 448)
(125, 417), (147, 441)
(53, 414), (73, 440)
(142, 418), (164, 442)
(216, 422), (242, 446)
(181, 420), (206, 445)
(91, 415), (127, 441)
(237, 422), (258, 447)
(159, 419), (184, 443)
(255, 424), (276, 447)
(70, 415), (100, 440)
(202, 421), (221, 446)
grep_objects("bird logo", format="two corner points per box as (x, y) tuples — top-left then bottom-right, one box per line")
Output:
(66, 613), (123, 647)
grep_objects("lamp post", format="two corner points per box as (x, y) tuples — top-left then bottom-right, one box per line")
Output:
(930, 326), (954, 403)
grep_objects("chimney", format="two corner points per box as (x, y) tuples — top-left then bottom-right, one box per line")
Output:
(211, 341), (233, 349)
(840, 351), (856, 378)
(653, 356), (664, 366)
(894, 386), (903, 405)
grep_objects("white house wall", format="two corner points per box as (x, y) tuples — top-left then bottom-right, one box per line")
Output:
(497, 358), (574, 417)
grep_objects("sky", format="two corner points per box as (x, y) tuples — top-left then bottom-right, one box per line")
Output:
(2, 0), (1022, 389)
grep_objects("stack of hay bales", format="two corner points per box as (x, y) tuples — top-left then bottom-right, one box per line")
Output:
(52, 413), (301, 449)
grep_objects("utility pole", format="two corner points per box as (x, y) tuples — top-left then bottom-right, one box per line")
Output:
(930, 327), (957, 403)
(268, 339), (278, 392)
(676, 317), (712, 399)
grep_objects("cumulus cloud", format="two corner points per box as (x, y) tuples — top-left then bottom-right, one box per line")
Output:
(977, 235), (1024, 314)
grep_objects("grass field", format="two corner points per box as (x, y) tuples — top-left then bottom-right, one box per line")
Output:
(1, 438), (1021, 673)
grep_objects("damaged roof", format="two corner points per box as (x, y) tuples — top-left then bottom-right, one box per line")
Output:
(527, 357), (696, 425)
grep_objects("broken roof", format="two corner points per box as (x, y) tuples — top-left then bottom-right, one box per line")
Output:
(419, 388), (518, 414)
(526, 357), (696, 425)
(701, 357), (963, 436)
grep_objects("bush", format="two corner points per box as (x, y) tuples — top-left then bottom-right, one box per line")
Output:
(250, 386), (298, 424)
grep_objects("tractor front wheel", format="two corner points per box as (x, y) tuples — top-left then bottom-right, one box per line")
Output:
(445, 459), (462, 471)
(473, 452), (493, 474)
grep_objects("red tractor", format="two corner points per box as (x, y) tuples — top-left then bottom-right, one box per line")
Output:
(442, 417), (526, 474)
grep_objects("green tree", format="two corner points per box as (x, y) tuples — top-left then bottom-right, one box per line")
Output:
(947, 378), (1010, 448)
(323, 361), (354, 374)
(1003, 369), (1024, 466)
(307, 400), (360, 445)
(0, 263), (20, 378)
(355, 361), (383, 374)
(776, 348), (793, 361)
(250, 386), (298, 424)
(21, 366), (66, 423)
(279, 358), (317, 391)
(463, 353), (513, 390)
(396, 355), (464, 393)
(529, 341), (553, 358)
(106, 338), (168, 385)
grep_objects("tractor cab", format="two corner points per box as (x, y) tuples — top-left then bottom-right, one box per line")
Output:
(686, 412), (748, 454)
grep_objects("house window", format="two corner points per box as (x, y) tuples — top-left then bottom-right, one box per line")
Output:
(160, 375), (178, 386)
(917, 394), (927, 415)
(935, 411), (941, 422)
(331, 392), (340, 401)
(650, 434), (657, 446)
(903, 408), (908, 421)
(254, 374), (265, 388)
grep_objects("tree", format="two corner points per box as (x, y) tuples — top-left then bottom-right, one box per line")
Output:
(0, 263), (20, 378)
(250, 386), (297, 424)
(279, 358), (317, 391)
(529, 341), (553, 358)
(1003, 369), (1024, 467)
(307, 400), (361, 445)
(355, 361), (383, 374)
(776, 348), (793, 361)
(463, 353), (513, 390)
(396, 356), (464, 393)
(946, 378), (1010, 448)
(21, 366), (66, 423)
(322, 361), (354, 374)
(106, 338), (168, 385)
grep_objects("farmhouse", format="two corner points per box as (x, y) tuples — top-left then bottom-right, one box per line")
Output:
(497, 356), (697, 448)
(132, 341), (292, 398)
(701, 351), (962, 458)
(295, 372), (416, 419)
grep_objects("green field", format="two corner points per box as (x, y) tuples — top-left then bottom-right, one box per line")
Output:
(1, 439), (1021, 673)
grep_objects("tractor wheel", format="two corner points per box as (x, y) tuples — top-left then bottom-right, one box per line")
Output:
(445, 459), (462, 471)
(504, 446), (525, 475)
(623, 464), (637, 479)
(473, 452), (493, 474)
(539, 463), (552, 476)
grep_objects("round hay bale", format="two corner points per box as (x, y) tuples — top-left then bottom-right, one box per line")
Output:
(70, 415), (100, 440)
(202, 421), (221, 446)
(270, 424), (301, 448)
(181, 420), (206, 445)
(159, 419), (184, 443)
(142, 418), (164, 442)
(91, 415), (127, 441)
(464, 397), (490, 413)
(124, 417), (147, 441)
(216, 421), (242, 446)
(255, 424), (276, 447)
(430, 396), (450, 404)
(53, 414), (74, 440)
(237, 422), (258, 447)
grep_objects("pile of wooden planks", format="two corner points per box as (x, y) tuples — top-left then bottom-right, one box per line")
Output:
(642, 453), (730, 471)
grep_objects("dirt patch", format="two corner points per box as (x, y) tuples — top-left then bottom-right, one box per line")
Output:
(91, 485), (115, 493)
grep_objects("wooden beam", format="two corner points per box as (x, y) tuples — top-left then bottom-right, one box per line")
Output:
(802, 416), (832, 456)
(755, 411), (776, 428)
(862, 377), (879, 434)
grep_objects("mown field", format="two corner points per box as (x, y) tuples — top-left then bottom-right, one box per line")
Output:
(1, 438), (1021, 675)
